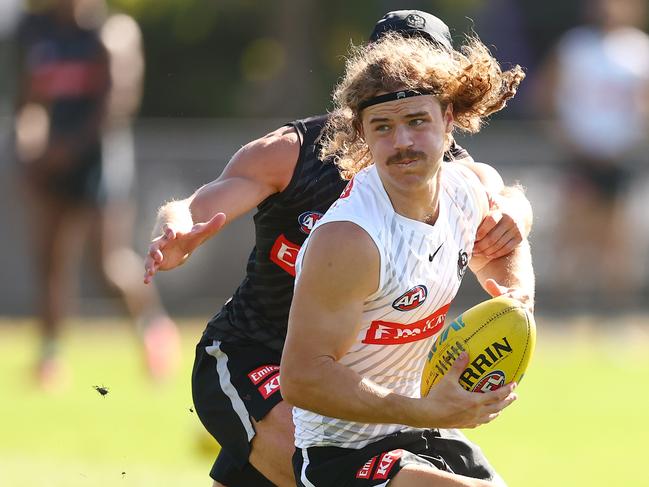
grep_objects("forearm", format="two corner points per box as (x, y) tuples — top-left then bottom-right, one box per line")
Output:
(282, 356), (423, 427)
(475, 239), (535, 299)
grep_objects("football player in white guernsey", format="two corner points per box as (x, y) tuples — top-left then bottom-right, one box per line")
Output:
(144, 11), (534, 487)
(282, 34), (534, 487)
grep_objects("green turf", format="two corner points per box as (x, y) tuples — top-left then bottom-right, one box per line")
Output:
(1, 316), (647, 486)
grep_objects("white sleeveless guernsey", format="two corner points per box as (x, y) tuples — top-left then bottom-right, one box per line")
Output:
(293, 163), (487, 449)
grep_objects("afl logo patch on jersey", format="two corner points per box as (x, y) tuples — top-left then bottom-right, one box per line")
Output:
(298, 211), (323, 234)
(392, 285), (428, 311)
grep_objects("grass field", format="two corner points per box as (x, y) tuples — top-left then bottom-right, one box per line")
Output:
(1, 315), (648, 487)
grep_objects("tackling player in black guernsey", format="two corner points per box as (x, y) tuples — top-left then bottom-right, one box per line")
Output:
(144, 10), (533, 487)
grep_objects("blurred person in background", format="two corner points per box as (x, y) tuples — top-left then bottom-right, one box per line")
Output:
(145, 10), (533, 487)
(13, 0), (179, 389)
(537, 0), (649, 306)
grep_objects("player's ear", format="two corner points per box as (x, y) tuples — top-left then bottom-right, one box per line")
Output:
(443, 104), (454, 133)
(354, 117), (364, 139)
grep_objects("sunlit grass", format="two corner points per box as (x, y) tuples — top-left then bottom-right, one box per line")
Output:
(1, 316), (647, 486)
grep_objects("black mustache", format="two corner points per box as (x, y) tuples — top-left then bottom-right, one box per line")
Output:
(386, 150), (426, 165)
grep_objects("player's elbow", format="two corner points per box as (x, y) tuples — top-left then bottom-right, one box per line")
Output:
(279, 362), (307, 407)
(280, 359), (321, 409)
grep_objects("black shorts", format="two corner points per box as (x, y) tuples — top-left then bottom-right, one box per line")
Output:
(192, 333), (284, 485)
(294, 429), (503, 487)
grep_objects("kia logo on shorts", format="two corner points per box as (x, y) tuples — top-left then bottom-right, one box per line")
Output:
(392, 285), (428, 311)
(298, 211), (323, 234)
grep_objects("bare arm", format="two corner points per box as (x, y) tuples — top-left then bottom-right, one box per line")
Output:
(462, 164), (535, 310)
(143, 126), (299, 282)
(281, 222), (516, 428)
(459, 161), (533, 258)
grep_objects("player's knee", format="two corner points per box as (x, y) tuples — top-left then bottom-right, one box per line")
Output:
(211, 481), (226, 487)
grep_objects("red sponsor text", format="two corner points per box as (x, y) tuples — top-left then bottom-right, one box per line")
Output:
(356, 456), (377, 479)
(373, 450), (403, 480)
(248, 365), (280, 385)
(270, 234), (301, 276)
(258, 373), (281, 399)
(362, 303), (451, 345)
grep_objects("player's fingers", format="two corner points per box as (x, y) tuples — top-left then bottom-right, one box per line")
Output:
(163, 224), (177, 240)
(474, 223), (507, 254)
(444, 352), (470, 383)
(483, 391), (518, 413)
(209, 212), (227, 229)
(483, 278), (508, 298)
(484, 412), (501, 423)
(475, 214), (498, 242)
(144, 254), (154, 273)
(483, 228), (518, 258)
(144, 257), (156, 284)
(482, 224), (512, 257)
(480, 381), (516, 404)
(482, 236), (518, 260)
(192, 212), (227, 237)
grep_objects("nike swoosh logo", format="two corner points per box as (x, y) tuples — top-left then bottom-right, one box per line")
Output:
(429, 243), (443, 262)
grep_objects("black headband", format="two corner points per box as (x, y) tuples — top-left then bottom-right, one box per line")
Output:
(358, 89), (436, 111)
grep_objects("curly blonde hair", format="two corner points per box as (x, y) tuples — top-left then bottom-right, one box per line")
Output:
(321, 33), (525, 179)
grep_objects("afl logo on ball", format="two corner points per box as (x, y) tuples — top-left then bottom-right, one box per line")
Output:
(392, 285), (428, 311)
(298, 211), (323, 234)
(472, 370), (506, 392)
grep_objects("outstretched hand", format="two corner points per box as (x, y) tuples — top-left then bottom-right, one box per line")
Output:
(143, 212), (227, 284)
(421, 352), (517, 429)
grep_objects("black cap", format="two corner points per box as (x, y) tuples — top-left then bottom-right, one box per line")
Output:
(369, 10), (452, 50)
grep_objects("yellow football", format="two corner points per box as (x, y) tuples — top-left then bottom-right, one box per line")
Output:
(421, 296), (536, 396)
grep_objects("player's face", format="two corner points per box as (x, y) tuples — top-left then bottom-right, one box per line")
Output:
(361, 95), (453, 192)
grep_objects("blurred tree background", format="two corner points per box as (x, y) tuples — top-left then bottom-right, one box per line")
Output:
(1, 0), (648, 315)
(98, 0), (582, 118)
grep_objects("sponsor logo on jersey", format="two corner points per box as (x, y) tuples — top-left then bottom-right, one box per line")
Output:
(258, 373), (281, 399)
(392, 285), (428, 311)
(473, 370), (506, 392)
(356, 456), (377, 479)
(340, 178), (354, 199)
(297, 211), (323, 234)
(362, 303), (451, 345)
(457, 250), (469, 280)
(270, 234), (301, 276)
(248, 364), (280, 385)
(373, 449), (403, 480)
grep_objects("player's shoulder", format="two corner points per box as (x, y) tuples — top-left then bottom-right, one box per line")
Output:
(225, 124), (300, 188)
(251, 124), (301, 154)
(301, 221), (380, 296)
(443, 163), (489, 219)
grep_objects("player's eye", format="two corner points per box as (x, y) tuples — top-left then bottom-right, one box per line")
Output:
(375, 124), (391, 133)
(409, 118), (425, 127)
